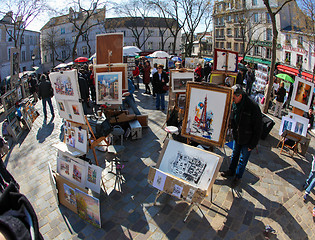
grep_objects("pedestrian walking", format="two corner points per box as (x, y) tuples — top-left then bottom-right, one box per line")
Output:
(303, 154), (315, 201)
(245, 68), (255, 95)
(274, 82), (286, 118)
(38, 74), (54, 122)
(28, 75), (38, 103)
(152, 64), (169, 111)
(221, 84), (262, 187)
(143, 61), (151, 94)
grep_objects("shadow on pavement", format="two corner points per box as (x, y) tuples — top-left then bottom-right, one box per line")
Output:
(36, 123), (54, 143)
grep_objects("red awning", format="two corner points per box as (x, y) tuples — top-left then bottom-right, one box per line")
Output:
(277, 65), (314, 82)
(238, 57), (243, 63)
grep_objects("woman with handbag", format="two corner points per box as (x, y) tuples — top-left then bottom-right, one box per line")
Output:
(152, 64), (169, 110)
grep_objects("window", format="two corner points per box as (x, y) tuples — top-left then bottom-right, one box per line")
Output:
(8, 30), (12, 42)
(286, 34), (291, 44)
(227, 28), (232, 36)
(147, 42), (153, 50)
(297, 54), (303, 66)
(216, 42), (219, 48)
(234, 14), (239, 22)
(266, 48), (271, 59)
(60, 28), (65, 34)
(21, 51), (26, 62)
(44, 55), (47, 63)
(266, 29), (272, 41)
(254, 13), (259, 23)
(220, 29), (224, 37)
(227, 42), (231, 49)
(82, 34), (88, 41)
(21, 36), (25, 45)
(298, 36), (303, 47)
(285, 51), (291, 63)
(234, 43), (239, 52)
(82, 46), (87, 55)
(240, 43), (244, 54)
(216, 29), (220, 38)
(252, 0), (258, 6)
(254, 46), (260, 56)
(30, 36), (33, 45)
(8, 48), (11, 60)
(234, 28), (239, 38)
(220, 42), (224, 49)
(266, 13), (271, 23)
(60, 38), (66, 45)
(62, 50), (66, 59)
(220, 17), (224, 25)
(226, 15), (232, 22)
(148, 30), (154, 36)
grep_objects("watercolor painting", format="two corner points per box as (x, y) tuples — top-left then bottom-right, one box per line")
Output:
(63, 183), (76, 206)
(96, 72), (122, 104)
(290, 76), (314, 112)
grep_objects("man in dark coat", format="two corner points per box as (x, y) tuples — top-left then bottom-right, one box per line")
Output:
(152, 64), (169, 110)
(245, 68), (255, 95)
(78, 70), (90, 114)
(38, 74), (54, 121)
(221, 84), (262, 187)
(274, 82), (286, 118)
(28, 75), (38, 102)
(303, 108), (314, 130)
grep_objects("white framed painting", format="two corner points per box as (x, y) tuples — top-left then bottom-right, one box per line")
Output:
(288, 113), (309, 137)
(157, 139), (221, 191)
(171, 71), (194, 92)
(96, 72), (122, 105)
(57, 155), (73, 181)
(74, 128), (88, 153)
(71, 160), (86, 189)
(181, 82), (233, 147)
(67, 100), (86, 124)
(86, 164), (103, 194)
(214, 49), (238, 73)
(49, 69), (81, 101)
(290, 76), (314, 112)
(279, 116), (296, 136)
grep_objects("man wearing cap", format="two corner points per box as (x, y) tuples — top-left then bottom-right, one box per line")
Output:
(221, 84), (262, 187)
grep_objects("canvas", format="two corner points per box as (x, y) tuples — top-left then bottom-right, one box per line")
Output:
(171, 71), (194, 92)
(290, 76), (314, 112)
(153, 58), (167, 69)
(72, 160), (86, 189)
(63, 183), (77, 206)
(288, 113), (309, 137)
(57, 153), (73, 181)
(94, 64), (128, 90)
(74, 128), (88, 153)
(75, 188), (101, 228)
(49, 70), (81, 101)
(158, 140), (221, 190)
(96, 72), (122, 105)
(279, 116), (296, 136)
(85, 164), (103, 194)
(182, 83), (232, 146)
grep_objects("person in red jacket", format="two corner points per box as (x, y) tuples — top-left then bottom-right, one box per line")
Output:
(194, 63), (203, 82)
(143, 61), (151, 94)
(132, 65), (140, 90)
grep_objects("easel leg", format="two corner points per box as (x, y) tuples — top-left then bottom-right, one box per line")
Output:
(92, 147), (100, 166)
(210, 187), (213, 203)
(154, 190), (163, 205)
(184, 203), (198, 223)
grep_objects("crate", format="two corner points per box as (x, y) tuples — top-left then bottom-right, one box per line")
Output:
(129, 120), (142, 140)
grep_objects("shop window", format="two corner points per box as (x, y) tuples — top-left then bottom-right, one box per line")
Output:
(266, 48), (271, 59)
(285, 52), (291, 64)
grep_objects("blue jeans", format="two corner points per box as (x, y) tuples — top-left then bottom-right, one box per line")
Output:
(123, 96), (141, 115)
(305, 171), (315, 194)
(42, 98), (54, 118)
(156, 93), (166, 110)
(229, 141), (252, 179)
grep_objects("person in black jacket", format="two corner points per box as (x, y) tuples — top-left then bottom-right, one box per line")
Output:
(221, 84), (262, 187)
(152, 64), (169, 110)
(274, 82), (286, 118)
(38, 74), (54, 121)
(303, 108), (314, 130)
(78, 68), (90, 114)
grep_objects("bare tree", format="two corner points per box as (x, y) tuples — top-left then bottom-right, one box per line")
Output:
(67, 0), (106, 61)
(41, 27), (59, 66)
(0, 0), (46, 49)
(262, 0), (294, 114)
(114, 0), (153, 49)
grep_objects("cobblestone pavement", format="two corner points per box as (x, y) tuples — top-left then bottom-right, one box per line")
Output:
(2, 84), (315, 240)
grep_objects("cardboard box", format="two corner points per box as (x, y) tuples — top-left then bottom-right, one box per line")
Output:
(129, 120), (142, 140)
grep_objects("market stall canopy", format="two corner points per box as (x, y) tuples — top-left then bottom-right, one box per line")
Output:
(276, 73), (294, 83)
(148, 51), (170, 58)
(55, 63), (68, 69)
(171, 56), (182, 62)
(123, 46), (141, 56)
(204, 57), (213, 62)
(74, 57), (89, 63)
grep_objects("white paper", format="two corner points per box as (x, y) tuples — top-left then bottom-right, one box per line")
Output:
(85, 164), (103, 194)
(288, 113), (309, 137)
(186, 188), (196, 203)
(152, 170), (167, 191)
(172, 184), (183, 198)
(57, 157), (73, 180)
(67, 100), (86, 124)
(75, 128), (88, 153)
(279, 116), (296, 136)
(71, 161), (86, 189)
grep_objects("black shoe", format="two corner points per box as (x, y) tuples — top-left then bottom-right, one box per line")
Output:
(156, 107), (160, 110)
(221, 170), (234, 178)
(231, 177), (241, 188)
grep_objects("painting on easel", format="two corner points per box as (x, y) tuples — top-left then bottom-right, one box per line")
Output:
(95, 72), (122, 105)
(290, 76), (314, 112)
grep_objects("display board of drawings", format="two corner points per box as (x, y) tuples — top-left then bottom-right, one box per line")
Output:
(53, 151), (103, 228)
(148, 139), (223, 204)
(253, 63), (269, 92)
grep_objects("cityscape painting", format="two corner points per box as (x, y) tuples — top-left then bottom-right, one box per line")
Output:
(96, 72), (122, 104)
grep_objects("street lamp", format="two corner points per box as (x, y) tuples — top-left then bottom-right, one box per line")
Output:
(31, 54), (35, 66)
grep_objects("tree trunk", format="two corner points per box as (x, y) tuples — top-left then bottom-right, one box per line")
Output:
(72, 34), (80, 62)
(172, 33), (177, 55)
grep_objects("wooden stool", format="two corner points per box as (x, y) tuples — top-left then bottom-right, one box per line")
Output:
(164, 126), (179, 142)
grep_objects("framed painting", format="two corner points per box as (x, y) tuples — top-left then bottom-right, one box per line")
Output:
(156, 139), (223, 191)
(288, 113), (309, 137)
(96, 33), (123, 65)
(94, 64), (128, 90)
(153, 58), (167, 69)
(181, 82), (233, 147)
(96, 72), (122, 105)
(279, 116), (296, 136)
(290, 76), (314, 112)
(49, 69), (81, 101)
(209, 73), (225, 85)
(214, 49), (238, 73)
(171, 71), (194, 92)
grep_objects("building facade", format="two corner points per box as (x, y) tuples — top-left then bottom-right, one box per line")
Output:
(40, 9), (181, 72)
(0, 13), (41, 80)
